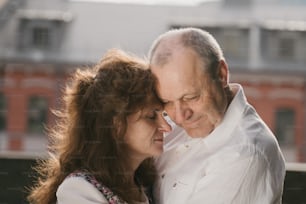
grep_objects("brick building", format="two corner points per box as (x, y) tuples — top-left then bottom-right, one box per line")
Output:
(0, 0), (306, 162)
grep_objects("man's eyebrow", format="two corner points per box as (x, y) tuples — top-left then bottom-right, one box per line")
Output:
(159, 92), (197, 102)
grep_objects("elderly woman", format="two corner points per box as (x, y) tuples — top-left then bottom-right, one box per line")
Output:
(28, 49), (171, 204)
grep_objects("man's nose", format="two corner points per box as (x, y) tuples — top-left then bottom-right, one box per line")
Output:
(167, 101), (191, 125)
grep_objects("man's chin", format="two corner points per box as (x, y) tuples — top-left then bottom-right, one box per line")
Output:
(185, 128), (204, 138)
(184, 126), (213, 138)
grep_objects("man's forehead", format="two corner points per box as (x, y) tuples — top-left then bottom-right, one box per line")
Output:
(154, 73), (204, 102)
(151, 50), (172, 67)
(151, 37), (183, 66)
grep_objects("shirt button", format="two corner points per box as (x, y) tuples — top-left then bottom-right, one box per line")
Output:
(173, 183), (177, 188)
(161, 174), (165, 179)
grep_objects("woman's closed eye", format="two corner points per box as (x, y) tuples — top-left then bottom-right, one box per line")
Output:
(161, 100), (170, 105)
(145, 111), (157, 120)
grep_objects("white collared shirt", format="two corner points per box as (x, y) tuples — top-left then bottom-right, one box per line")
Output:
(154, 84), (286, 204)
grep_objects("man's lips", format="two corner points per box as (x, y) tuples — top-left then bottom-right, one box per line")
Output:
(183, 117), (202, 128)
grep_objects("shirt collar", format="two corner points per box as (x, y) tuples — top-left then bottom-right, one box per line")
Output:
(202, 83), (248, 149)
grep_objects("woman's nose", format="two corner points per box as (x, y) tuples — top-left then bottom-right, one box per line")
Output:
(156, 111), (172, 133)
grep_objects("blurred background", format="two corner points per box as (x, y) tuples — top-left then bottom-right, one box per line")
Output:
(0, 0), (306, 203)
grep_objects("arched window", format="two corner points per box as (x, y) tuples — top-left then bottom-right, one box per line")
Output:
(27, 96), (48, 134)
(0, 93), (6, 132)
(275, 108), (295, 146)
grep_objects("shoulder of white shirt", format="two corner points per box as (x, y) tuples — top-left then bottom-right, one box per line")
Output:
(56, 176), (108, 203)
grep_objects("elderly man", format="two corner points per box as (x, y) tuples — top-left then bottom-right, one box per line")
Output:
(149, 27), (285, 204)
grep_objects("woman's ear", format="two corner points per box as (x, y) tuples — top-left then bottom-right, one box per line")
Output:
(112, 116), (122, 139)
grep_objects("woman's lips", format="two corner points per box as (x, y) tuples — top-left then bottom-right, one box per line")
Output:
(153, 136), (164, 142)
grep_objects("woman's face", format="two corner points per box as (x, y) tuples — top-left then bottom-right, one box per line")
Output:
(124, 105), (171, 161)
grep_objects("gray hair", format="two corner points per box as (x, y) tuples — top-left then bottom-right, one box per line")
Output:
(148, 27), (225, 78)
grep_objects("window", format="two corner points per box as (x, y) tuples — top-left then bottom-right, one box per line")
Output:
(261, 29), (299, 61)
(275, 108), (295, 146)
(27, 96), (48, 134)
(219, 28), (249, 59)
(32, 26), (50, 49)
(0, 93), (6, 132)
(278, 37), (295, 59)
(18, 19), (64, 51)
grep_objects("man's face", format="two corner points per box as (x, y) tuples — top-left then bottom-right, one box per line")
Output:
(151, 48), (228, 138)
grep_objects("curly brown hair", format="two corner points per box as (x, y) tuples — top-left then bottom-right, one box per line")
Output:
(28, 49), (161, 204)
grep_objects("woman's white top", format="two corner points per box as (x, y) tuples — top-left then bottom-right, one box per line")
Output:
(56, 176), (149, 204)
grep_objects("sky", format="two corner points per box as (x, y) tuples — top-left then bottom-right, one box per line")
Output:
(71, 0), (219, 6)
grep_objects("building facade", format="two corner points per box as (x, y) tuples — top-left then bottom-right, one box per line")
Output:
(0, 0), (305, 162)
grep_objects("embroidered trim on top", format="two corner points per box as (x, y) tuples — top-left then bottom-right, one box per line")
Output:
(68, 170), (128, 204)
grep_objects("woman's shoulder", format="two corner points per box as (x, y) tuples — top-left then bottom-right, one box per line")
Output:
(56, 176), (108, 204)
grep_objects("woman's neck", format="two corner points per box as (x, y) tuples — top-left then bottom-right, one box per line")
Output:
(126, 153), (146, 172)
(124, 155), (149, 203)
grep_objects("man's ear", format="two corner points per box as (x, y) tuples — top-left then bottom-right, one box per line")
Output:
(217, 60), (229, 87)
